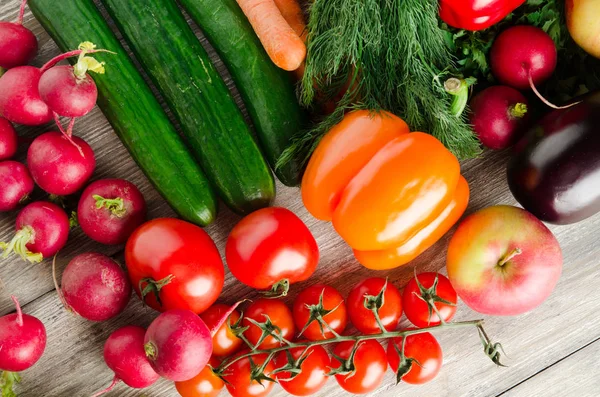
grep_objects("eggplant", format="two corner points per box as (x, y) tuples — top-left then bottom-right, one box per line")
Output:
(507, 91), (600, 225)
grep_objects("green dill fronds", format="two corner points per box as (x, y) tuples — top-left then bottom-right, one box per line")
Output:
(281, 0), (481, 172)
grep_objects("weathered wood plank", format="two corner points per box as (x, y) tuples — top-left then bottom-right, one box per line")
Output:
(500, 338), (600, 397)
(2, 1), (600, 397)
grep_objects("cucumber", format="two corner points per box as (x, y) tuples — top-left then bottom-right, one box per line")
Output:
(179, 0), (305, 186)
(28, 0), (218, 226)
(101, 0), (276, 215)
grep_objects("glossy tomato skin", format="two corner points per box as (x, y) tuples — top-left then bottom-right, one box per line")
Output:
(387, 332), (443, 385)
(347, 277), (402, 334)
(224, 350), (275, 397)
(403, 273), (457, 327)
(175, 357), (224, 397)
(293, 284), (347, 341)
(331, 340), (387, 394)
(125, 218), (224, 314)
(226, 207), (319, 290)
(274, 344), (330, 396)
(200, 304), (243, 357)
(243, 299), (295, 349)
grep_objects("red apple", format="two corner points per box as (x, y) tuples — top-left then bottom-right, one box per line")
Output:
(446, 205), (562, 316)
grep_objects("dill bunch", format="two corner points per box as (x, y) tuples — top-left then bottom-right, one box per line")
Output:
(278, 0), (481, 172)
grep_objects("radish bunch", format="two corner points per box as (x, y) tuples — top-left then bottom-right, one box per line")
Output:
(92, 305), (239, 395)
(0, 41), (109, 128)
(0, 296), (47, 396)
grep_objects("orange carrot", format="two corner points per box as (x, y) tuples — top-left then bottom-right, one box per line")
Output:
(236, 0), (306, 71)
(272, 0), (306, 40)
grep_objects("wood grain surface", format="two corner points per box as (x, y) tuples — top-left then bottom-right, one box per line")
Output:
(1, 1), (599, 396)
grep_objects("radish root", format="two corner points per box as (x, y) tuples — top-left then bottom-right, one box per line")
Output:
(528, 73), (581, 110)
(90, 376), (120, 397)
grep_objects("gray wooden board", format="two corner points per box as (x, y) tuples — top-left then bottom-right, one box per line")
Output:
(1, 1), (599, 396)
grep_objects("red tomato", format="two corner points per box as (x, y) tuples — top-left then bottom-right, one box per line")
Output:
(331, 340), (387, 394)
(387, 331), (443, 385)
(347, 277), (402, 334)
(125, 218), (224, 314)
(292, 284), (347, 341)
(175, 357), (223, 397)
(200, 304), (243, 357)
(243, 299), (295, 349)
(226, 207), (319, 291)
(223, 350), (275, 397)
(274, 344), (330, 396)
(402, 272), (457, 327)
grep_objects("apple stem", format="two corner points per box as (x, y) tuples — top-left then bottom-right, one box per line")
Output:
(497, 248), (522, 267)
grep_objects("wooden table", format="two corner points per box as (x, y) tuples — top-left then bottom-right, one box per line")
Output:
(1, 2), (599, 396)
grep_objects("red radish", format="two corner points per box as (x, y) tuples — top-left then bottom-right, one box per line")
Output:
(0, 0), (38, 70)
(490, 25), (573, 110)
(0, 42), (109, 127)
(470, 86), (530, 150)
(91, 326), (160, 397)
(0, 296), (47, 396)
(144, 304), (239, 382)
(0, 117), (18, 160)
(38, 42), (108, 118)
(0, 201), (69, 263)
(27, 131), (95, 195)
(57, 253), (131, 321)
(491, 26), (557, 90)
(77, 179), (147, 245)
(0, 161), (34, 212)
(0, 66), (52, 125)
(144, 309), (212, 381)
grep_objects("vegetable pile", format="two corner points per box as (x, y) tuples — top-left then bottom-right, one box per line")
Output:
(2, 0), (600, 395)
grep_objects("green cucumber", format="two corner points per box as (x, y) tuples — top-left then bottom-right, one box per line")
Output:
(101, 0), (275, 214)
(179, 0), (305, 186)
(28, 0), (218, 226)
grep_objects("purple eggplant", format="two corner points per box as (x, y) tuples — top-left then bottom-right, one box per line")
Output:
(507, 92), (600, 225)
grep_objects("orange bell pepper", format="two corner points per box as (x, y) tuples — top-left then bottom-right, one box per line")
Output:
(302, 110), (470, 270)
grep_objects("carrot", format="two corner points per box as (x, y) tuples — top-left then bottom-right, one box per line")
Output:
(272, 0), (306, 40)
(236, 0), (306, 71)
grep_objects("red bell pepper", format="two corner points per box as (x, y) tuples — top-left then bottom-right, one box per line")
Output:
(439, 0), (526, 31)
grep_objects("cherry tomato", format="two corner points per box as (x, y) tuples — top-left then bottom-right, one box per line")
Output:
(125, 218), (224, 314)
(243, 299), (295, 349)
(387, 331), (443, 385)
(292, 284), (347, 341)
(226, 207), (319, 291)
(175, 357), (223, 397)
(402, 272), (457, 327)
(200, 304), (243, 357)
(223, 350), (275, 397)
(331, 340), (387, 394)
(347, 277), (402, 334)
(274, 344), (330, 396)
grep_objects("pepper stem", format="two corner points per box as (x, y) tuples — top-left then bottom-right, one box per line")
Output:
(497, 248), (522, 268)
(444, 77), (476, 117)
(0, 67), (5, 79)
(93, 195), (126, 217)
(509, 103), (528, 118)
(0, 226), (43, 263)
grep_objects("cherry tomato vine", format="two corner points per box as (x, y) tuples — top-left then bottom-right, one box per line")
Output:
(211, 276), (505, 394)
